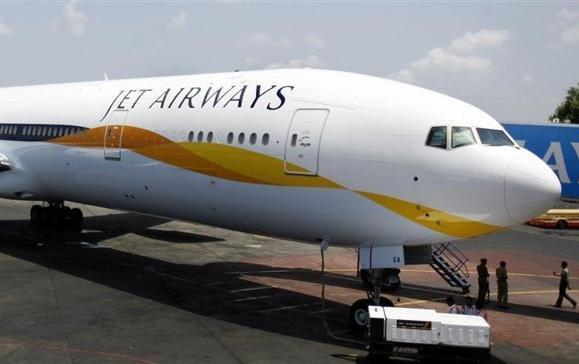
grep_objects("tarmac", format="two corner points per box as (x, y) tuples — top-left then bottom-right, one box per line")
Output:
(0, 199), (577, 363)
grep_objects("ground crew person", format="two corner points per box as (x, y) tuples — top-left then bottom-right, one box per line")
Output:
(477, 258), (490, 303)
(553, 261), (577, 309)
(462, 296), (476, 315)
(446, 296), (460, 314)
(496, 261), (509, 309)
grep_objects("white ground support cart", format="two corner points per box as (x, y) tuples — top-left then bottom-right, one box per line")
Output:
(368, 306), (491, 361)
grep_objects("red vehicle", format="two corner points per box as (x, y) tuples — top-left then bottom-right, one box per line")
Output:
(526, 209), (579, 229)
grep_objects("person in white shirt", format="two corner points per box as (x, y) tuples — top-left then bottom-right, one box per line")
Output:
(446, 296), (461, 314)
(462, 296), (477, 315)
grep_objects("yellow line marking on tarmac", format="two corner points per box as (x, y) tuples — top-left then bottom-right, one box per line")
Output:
(506, 273), (560, 279)
(397, 297), (447, 306)
(401, 269), (560, 279)
(254, 268), (564, 280)
(489, 289), (560, 296)
(398, 289), (560, 307)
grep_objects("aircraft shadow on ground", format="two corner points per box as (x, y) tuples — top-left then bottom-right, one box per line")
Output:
(0, 214), (564, 363)
(0, 213), (224, 245)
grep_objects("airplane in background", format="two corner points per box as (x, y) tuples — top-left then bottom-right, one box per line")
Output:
(502, 122), (578, 201)
(0, 69), (561, 331)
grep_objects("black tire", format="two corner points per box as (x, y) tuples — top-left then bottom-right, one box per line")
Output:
(62, 207), (73, 227)
(49, 208), (64, 227)
(379, 297), (394, 307)
(71, 208), (83, 229)
(349, 297), (395, 334)
(349, 298), (370, 333)
(30, 205), (42, 224)
(556, 220), (568, 230)
(39, 208), (50, 226)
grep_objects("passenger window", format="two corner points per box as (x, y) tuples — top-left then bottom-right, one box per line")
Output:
(290, 134), (297, 147)
(197, 131), (204, 142)
(249, 133), (257, 145)
(227, 132), (234, 144)
(207, 132), (213, 143)
(262, 133), (270, 145)
(477, 128), (514, 146)
(451, 127), (476, 148)
(238, 133), (245, 144)
(426, 126), (447, 149)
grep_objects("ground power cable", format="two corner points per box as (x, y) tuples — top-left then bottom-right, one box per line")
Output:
(320, 244), (368, 347)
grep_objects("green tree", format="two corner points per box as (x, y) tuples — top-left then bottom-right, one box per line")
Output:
(550, 83), (579, 124)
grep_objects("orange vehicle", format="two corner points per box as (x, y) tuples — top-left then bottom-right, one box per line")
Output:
(526, 209), (579, 229)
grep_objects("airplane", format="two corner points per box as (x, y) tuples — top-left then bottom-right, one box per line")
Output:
(0, 68), (561, 331)
(502, 122), (579, 201)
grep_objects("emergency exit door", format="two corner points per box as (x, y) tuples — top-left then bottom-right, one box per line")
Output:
(284, 109), (329, 175)
(104, 109), (128, 160)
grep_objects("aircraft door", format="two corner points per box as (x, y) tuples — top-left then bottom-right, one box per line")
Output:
(284, 109), (329, 175)
(104, 109), (128, 160)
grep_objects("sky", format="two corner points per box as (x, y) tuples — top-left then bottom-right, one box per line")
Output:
(1, 1), (579, 123)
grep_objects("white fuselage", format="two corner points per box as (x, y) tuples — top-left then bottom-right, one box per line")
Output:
(0, 69), (561, 247)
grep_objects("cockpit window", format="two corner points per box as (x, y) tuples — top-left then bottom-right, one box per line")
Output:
(426, 126), (447, 149)
(476, 128), (514, 146)
(451, 127), (476, 148)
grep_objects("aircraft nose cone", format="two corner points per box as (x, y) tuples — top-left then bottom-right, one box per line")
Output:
(505, 154), (561, 224)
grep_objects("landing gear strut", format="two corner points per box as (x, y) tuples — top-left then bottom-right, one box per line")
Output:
(30, 201), (83, 229)
(348, 268), (399, 333)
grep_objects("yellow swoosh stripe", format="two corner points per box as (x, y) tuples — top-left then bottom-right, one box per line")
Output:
(177, 142), (341, 188)
(51, 125), (503, 237)
(358, 191), (503, 238)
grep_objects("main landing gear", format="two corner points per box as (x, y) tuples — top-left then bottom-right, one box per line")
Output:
(30, 201), (83, 229)
(348, 268), (399, 333)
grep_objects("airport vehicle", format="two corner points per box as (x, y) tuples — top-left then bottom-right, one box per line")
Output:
(368, 306), (490, 360)
(526, 209), (579, 229)
(0, 69), (560, 331)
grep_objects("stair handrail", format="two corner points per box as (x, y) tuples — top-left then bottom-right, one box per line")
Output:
(432, 242), (470, 278)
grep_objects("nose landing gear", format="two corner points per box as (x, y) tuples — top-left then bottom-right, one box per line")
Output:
(348, 268), (398, 333)
(30, 201), (83, 229)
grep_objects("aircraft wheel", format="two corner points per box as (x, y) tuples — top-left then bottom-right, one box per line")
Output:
(349, 297), (395, 334)
(62, 207), (73, 227)
(71, 208), (83, 229)
(30, 205), (42, 224)
(349, 298), (370, 333)
(380, 297), (395, 307)
(39, 208), (50, 226)
(49, 208), (64, 227)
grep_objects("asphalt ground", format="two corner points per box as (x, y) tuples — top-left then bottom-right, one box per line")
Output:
(0, 199), (577, 363)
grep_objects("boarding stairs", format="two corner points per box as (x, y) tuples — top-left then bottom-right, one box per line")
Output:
(429, 243), (471, 293)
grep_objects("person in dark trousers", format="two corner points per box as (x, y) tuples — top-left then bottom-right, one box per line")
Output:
(553, 261), (577, 309)
(477, 258), (490, 303)
(496, 261), (509, 309)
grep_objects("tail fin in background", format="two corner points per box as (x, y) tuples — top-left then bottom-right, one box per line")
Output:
(502, 122), (578, 201)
